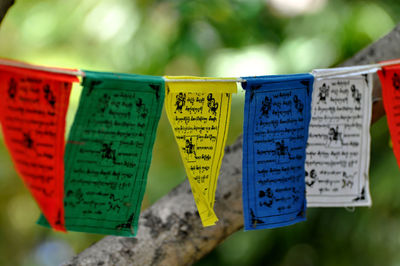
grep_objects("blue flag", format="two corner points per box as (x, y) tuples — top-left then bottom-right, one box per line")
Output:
(241, 74), (314, 230)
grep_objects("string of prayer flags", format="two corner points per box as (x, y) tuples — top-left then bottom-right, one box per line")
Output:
(164, 76), (237, 227)
(38, 71), (165, 236)
(306, 68), (374, 207)
(0, 60), (79, 231)
(378, 62), (400, 170)
(241, 74), (313, 230)
(1, 56), (400, 235)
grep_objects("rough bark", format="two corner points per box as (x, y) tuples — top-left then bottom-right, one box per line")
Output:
(0, 0), (14, 24)
(64, 23), (400, 266)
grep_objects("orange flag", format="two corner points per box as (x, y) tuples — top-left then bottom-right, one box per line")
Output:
(378, 63), (400, 169)
(0, 61), (79, 231)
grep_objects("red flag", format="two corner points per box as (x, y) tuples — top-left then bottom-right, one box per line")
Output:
(0, 62), (79, 231)
(378, 63), (400, 170)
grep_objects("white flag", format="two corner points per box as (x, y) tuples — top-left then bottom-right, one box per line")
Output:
(306, 67), (374, 207)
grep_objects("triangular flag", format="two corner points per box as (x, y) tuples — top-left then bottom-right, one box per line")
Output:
(378, 63), (400, 170)
(165, 76), (237, 226)
(306, 68), (373, 207)
(0, 60), (79, 231)
(38, 71), (164, 236)
(241, 74), (313, 230)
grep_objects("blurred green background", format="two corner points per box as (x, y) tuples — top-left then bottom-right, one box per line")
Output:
(0, 0), (400, 265)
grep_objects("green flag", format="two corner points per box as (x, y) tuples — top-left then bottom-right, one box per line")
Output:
(38, 71), (164, 236)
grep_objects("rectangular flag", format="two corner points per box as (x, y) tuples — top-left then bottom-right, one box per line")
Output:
(165, 76), (237, 227)
(307, 68), (373, 207)
(38, 71), (164, 236)
(378, 63), (400, 170)
(0, 61), (79, 231)
(242, 74), (313, 230)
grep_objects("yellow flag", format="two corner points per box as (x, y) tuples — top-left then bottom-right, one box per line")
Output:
(165, 76), (237, 226)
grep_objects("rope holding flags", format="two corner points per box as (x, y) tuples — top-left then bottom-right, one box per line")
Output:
(0, 57), (399, 235)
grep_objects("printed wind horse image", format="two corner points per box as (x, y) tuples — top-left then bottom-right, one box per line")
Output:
(293, 95), (304, 114)
(351, 85), (362, 105)
(98, 93), (111, 113)
(242, 74), (313, 230)
(165, 76), (237, 227)
(260, 96), (272, 117)
(38, 71), (165, 236)
(136, 97), (149, 119)
(326, 126), (344, 148)
(392, 73), (400, 90)
(305, 169), (317, 188)
(306, 70), (373, 207)
(8, 77), (17, 98)
(43, 84), (56, 108)
(183, 137), (197, 163)
(318, 83), (329, 103)
(207, 93), (219, 115)
(175, 92), (186, 113)
(101, 142), (117, 165)
(275, 139), (292, 163)
(0, 64), (79, 232)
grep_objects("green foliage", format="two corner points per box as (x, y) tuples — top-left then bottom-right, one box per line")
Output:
(0, 0), (400, 265)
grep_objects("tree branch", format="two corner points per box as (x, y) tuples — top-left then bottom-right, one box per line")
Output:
(64, 23), (400, 266)
(0, 0), (14, 25)
(341, 23), (400, 123)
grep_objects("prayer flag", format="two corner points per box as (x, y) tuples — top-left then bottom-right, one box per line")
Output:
(165, 76), (237, 227)
(0, 61), (79, 231)
(378, 63), (400, 171)
(38, 71), (164, 236)
(306, 68), (373, 207)
(242, 74), (313, 230)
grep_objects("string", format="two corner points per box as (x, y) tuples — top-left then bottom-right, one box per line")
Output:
(312, 59), (400, 79)
(163, 78), (245, 82)
(1, 57), (400, 81)
(373, 97), (383, 103)
(344, 206), (356, 213)
(0, 58), (85, 77)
